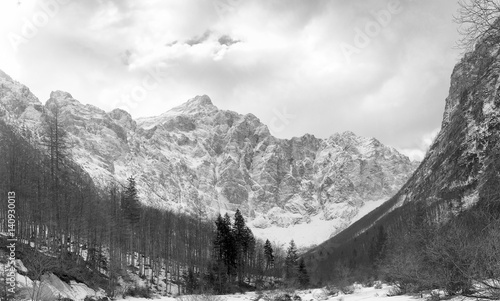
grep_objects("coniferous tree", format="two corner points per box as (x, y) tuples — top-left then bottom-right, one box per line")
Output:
(233, 209), (246, 283)
(122, 176), (141, 224)
(264, 239), (274, 271)
(212, 213), (235, 292)
(242, 226), (255, 282)
(285, 239), (298, 282)
(184, 267), (198, 294)
(369, 225), (388, 265)
(297, 258), (310, 288)
(223, 213), (236, 277)
(233, 209), (252, 283)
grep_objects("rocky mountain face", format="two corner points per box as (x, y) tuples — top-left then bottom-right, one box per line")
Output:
(0, 71), (419, 247)
(389, 34), (500, 213)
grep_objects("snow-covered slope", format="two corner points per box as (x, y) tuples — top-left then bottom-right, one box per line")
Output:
(0, 74), (418, 247)
(116, 285), (474, 301)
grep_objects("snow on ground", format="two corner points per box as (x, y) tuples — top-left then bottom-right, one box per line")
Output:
(349, 198), (387, 225)
(251, 215), (336, 249)
(4, 268), (104, 301)
(251, 199), (388, 249)
(118, 286), (481, 301)
(116, 285), (425, 301)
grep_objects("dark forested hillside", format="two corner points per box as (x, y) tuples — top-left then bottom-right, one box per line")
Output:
(304, 20), (500, 297)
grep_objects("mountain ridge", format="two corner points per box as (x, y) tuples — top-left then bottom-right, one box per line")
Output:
(0, 72), (419, 247)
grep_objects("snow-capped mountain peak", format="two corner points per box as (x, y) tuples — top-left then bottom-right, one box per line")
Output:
(169, 94), (217, 115)
(137, 95), (218, 129)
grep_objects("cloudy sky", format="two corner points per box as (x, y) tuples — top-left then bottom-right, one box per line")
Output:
(0, 0), (462, 160)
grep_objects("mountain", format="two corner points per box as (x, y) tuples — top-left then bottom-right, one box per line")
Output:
(0, 73), (419, 247)
(305, 26), (500, 278)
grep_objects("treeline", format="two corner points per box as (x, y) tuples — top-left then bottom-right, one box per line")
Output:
(187, 210), (275, 294)
(382, 198), (500, 297)
(0, 106), (295, 298)
(379, 148), (500, 297)
(182, 209), (310, 294)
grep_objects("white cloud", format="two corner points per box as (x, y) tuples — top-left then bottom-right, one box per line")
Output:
(0, 0), (462, 154)
(399, 127), (440, 161)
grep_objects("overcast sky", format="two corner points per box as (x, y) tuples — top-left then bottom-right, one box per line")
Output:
(0, 0), (462, 161)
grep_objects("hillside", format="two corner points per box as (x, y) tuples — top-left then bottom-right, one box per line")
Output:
(305, 23), (500, 286)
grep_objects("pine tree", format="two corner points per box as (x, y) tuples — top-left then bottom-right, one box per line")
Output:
(242, 226), (255, 281)
(213, 213), (236, 290)
(121, 176), (141, 224)
(223, 213), (236, 277)
(233, 209), (249, 283)
(184, 267), (198, 294)
(297, 258), (310, 288)
(369, 225), (387, 265)
(264, 239), (274, 271)
(285, 239), (298, 281)
(213, 214), (224, 262)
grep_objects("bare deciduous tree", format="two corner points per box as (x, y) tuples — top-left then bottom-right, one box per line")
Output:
(24, 252), (58, 301)
(454, 0), (500, 51)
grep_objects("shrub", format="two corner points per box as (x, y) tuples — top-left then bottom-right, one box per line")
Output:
(341, 285), (354, 295)
(387, 285), (404, 297)
(323, 285), (339, 296)
(426, 291), (441, 301)
(84, 297), (110, 301)
(311, 288), (328, 300)
(363, 278), (375, 288)
(179, 294), (225, 301)
(262, 290), (300, 301)
(123, 286), (152, 298)
(283, 287), (296, 295)
(274, 293), (292, 301)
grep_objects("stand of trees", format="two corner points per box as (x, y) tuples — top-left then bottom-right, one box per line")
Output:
(205, 210), (291, 294)
(284, 240), (309, 288)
